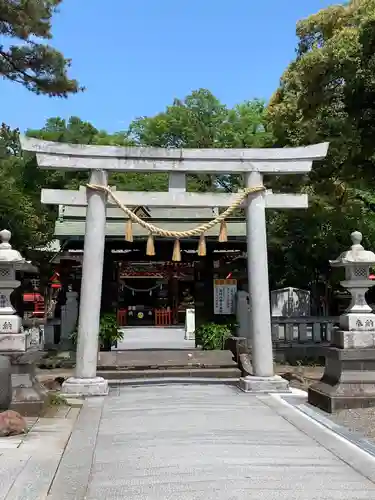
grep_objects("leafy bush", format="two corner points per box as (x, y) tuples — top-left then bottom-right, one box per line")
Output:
(99, 313), (123, 346)
(69, 313), (123, 350)
(195, 322), (233, 350)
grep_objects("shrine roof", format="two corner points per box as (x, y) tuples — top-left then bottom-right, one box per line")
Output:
(60, 205), (221, 220)
(53, 219), (247, 238)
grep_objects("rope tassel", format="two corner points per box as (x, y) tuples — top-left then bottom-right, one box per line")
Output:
(198, 234), (206, 256)
(218, 220), (228, 243)
(125, 219), (133, 242)
(146, 233), (155, 256)
(172, 239), (181, 261)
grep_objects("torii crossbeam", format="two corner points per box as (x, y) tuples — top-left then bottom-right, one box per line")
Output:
(21, 136), (329, 396)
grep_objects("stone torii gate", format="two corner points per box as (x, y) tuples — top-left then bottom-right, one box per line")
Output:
(21, 137), (328, 396)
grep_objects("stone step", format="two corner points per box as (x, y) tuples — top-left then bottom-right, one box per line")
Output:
(106, 377), (240, 386)
(99, 367), (241, 382)
(97, 349), (237, 370)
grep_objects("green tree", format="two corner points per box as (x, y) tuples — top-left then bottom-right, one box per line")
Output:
(129, 89), (272, 192)
(0, 0), (80, 96)
(265, 0), (375, 308)
(0, 123), (55, 252)
(267, 0), (375, 186)
(26, 116), (167, 191)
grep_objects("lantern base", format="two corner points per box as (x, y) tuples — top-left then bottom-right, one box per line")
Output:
(332, 328), (375, 349)
(0, 332), (30, 352)
(308, 346), (375, 413)
(339, 313), (375, 332)
(0, 314), (22, 335)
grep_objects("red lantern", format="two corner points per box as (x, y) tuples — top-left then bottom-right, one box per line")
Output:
(50, 271), (61, 289)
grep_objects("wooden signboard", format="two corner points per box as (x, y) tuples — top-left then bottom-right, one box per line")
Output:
(213, 279), (237, 315)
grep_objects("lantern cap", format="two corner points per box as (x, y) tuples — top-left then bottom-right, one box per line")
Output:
(0, 230), (24, 263)
(330, 231), (375, 267)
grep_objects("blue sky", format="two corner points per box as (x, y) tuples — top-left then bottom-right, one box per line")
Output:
(1, 0), (338, 132)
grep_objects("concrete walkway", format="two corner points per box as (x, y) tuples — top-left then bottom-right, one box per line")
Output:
(3, 385), (375, 498)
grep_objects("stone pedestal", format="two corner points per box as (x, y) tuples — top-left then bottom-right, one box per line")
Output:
(239, 375), (289, 393)
(0, 355), (11, 409)
(61, 376), (108, 397)
(308, 347), (375, 412)
(332, 329), (375, 349)
(0, 332), (31, 351)
(8, 351), (48, 416)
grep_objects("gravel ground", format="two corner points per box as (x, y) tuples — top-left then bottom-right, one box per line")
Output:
(326, 408), (375, 440)
(274, 365), (375, 443)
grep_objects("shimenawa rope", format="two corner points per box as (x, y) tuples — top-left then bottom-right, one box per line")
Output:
(86, 184), (265, 238)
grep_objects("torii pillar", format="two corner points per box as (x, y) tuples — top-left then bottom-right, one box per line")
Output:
(69, 170), (109, 396)
(20, 137), (329, 396)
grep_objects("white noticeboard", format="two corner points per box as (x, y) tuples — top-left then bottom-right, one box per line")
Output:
(213, 279), (237, 315)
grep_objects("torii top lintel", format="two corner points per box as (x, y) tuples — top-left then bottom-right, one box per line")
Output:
(20, 136), (329, 174)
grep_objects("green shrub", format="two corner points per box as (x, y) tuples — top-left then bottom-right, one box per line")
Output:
(69, 312), (123, 349)
(195, 322), (232, 350)
(99, 313), (123, 347)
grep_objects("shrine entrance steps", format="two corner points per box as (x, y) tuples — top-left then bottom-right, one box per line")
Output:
(97, 349), (241, 385)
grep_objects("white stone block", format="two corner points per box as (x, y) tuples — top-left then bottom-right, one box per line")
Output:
(238, 375), (290, 393)
(332, 329), (375, 348)
(0, 332), (30, 352)
(339, 313), (375, 331)
(0, 315), (21, 334)
(185, 308), (195, 341)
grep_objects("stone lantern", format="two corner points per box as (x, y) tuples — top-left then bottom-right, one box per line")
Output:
(331, 230), (375, 346)
(308, 231), (375, 412)
(0, 229), (29, 351)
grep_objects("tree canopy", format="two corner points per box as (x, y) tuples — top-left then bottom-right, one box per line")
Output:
(0, 123), (55, 251)
(265, 0), (375, 302)
(0, 0), (80, 96)
(129, 89), (271, 192)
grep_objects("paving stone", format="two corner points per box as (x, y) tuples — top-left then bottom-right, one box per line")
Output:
(46, 398), (104, 500)
(0, 435), (23, 449)
(84, 488), (375, 500)
(2, 384), (375, 499)
(5, 453), (62, 500)
(81, 385), (375, 499)
(0, 454), (29, 499)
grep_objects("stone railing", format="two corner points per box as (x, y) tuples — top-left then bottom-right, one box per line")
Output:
(231, 316), (339, 365)
(271, 316), (338, 345)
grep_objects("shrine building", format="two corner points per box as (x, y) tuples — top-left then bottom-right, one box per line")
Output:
(50, 204), (248, 329)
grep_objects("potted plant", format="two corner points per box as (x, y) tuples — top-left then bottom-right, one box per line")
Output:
(195, 322), (233, 350)
(69, 312), (124, 351)
(98, 313), (123, 351)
